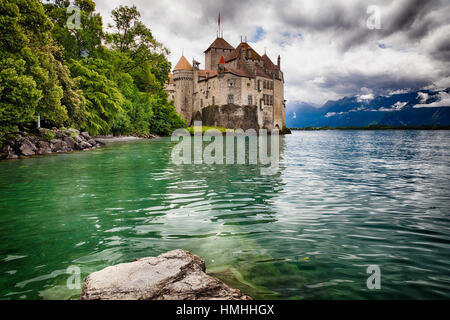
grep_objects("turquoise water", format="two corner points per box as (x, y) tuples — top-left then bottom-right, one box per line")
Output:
(0, 131), (449, 299)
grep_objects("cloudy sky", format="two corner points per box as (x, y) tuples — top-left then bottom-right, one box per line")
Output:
(94, 0), (450, 105)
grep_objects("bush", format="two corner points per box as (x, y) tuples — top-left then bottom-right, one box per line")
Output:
(42, 130), (56, 141)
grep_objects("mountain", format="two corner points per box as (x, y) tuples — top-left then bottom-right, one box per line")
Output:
(287, 88), (450, 128)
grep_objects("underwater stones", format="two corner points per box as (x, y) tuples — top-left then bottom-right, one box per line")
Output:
(80, 250), (252, 300)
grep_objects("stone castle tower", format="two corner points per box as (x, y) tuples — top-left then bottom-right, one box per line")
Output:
(165, 36), (286, 131)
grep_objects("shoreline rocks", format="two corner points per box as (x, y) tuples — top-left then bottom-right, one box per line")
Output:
(0, 129), (158, 160)
(0, 128), (104, 160)
(80, 250), (252, 300)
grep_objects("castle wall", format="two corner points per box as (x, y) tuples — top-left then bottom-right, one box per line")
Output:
(273, 76), (285, 129)
(201, 104), (258, 130)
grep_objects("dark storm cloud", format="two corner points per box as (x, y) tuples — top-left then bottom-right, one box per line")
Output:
(313, 72), (432, 97)
(272, 0), (448, 50)
(383, 0), (441, 37)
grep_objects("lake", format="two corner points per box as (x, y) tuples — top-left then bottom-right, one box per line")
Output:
(0, 130), (449, 299)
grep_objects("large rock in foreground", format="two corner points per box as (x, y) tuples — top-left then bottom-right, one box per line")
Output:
(80, 250), (251, 300)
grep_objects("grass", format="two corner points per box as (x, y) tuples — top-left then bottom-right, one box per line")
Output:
(186, 126), (233, 135)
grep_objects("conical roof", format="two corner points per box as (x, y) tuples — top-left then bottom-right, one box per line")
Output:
(174, 55), (193, 71)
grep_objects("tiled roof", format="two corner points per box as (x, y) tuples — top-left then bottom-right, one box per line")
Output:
(199, 70), (218, 78)
(205, 37), (235, 52)
(224, 42), (262, 62)
(218, 56), (226, 65)
(225, 67), (254, 78)
(174, 55), (193, 71)
(261, 54), (278, 70)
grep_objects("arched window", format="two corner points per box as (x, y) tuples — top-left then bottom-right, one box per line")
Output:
(228, 94), (234, 104)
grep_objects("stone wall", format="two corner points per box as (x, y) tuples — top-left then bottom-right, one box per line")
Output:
(201, 104), (258, 130)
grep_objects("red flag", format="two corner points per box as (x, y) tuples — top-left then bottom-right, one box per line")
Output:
(218, 13), (221, 27)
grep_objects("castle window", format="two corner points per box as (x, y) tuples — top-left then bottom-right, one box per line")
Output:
(228, 94), (234, 104)
(201, 99), (203, 108)
(212, 96), (215, 105)
(257, 80), (261, 92)
(248, 95), (253, 105)
(228, 81), (233, 87)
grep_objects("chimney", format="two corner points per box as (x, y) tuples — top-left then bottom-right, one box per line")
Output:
(277, 55), (281, 69)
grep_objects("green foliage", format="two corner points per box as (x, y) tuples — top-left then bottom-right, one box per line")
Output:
(69, 59), (123, 135)
(42, 130), (56, 141)
(150, 99), (187, 136)
(1, 0), (182, 139)
(186, 126), (231, 135)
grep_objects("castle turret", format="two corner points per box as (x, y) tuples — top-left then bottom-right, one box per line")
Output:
(204, 37), (234, 71)
(173, 55), (194, 124)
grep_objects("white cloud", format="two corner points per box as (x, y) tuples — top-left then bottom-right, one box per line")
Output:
(414, 91), (450, 108)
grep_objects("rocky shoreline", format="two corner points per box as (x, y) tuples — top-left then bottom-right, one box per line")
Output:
(0, 129), (157, 160)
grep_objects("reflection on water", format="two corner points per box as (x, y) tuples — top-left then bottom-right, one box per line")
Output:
(0, 131), (449, 299)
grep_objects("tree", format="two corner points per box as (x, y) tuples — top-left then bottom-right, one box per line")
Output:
(69, 59), (123, 134)
(0, 0), (70, 135)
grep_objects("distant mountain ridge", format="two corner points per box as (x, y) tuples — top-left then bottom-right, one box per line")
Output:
(287, 88), (450, 128)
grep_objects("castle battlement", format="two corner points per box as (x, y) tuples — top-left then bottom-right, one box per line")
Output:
(165, 37), (286, 130)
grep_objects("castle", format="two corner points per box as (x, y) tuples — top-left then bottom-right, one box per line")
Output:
(165, 36), (286, 131)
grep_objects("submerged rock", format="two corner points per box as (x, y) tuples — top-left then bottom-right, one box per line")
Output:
(80, 250), (252, 300)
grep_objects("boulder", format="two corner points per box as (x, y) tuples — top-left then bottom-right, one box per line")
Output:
(64, 137), (76, 149)
(87, 139), (97, 147)
(81, 132), (91, 140)
(1, 145), (18, 159)
(55, 130), (66, 139)
(80, 250), (252, 300)
(78, 141), (92, 150)
(6, 152), (18, 159)
(74, 135), (84, 144)
(19, 138), (37, 156)
(69, 128), (80, 136)
(52, 140), (69, 153)
(36, 141), (52, 155)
